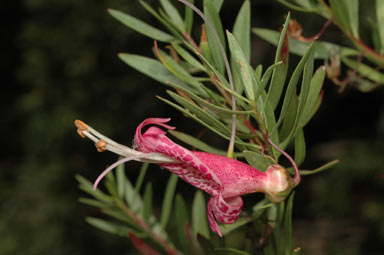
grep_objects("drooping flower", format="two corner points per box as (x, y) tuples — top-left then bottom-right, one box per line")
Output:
(75, 118), (299, 237)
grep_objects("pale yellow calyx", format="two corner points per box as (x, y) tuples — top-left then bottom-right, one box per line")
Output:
(264, 164), (292, 203)
(75, 120), (88, 138)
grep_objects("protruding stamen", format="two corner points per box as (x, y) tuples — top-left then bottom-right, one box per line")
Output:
(95, 139), (107, 152)
(75, 120), (88, 138)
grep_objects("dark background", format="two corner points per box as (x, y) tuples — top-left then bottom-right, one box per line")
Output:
(1, 0), (383, 254)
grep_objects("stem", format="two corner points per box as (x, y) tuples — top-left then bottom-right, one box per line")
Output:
(176, 0), (237, 157)
(266, 135), (301, 186)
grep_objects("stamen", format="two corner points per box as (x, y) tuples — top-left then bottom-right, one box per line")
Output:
(93, 155), (146, 190)
(75, 120), (88, 138)
(95, 139), (107, 152)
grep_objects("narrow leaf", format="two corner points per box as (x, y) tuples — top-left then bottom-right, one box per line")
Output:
(204, 0), (226, 73)
(376, 0), (384, 53)
(294, 128), (306, 166)
(192, 190), (210, 239)
(175, 194), (189, 252)
(227, 31), (256, 100)
(160, 0), (185, 32)
(108, 9), (174, 42)
(233, 0), (251, 63)
(160, 174), (179, 229)
(143, 182), (153, 222)
(284, 192), (295, 255)
(243, 150), (275, 172)
(267, 12), (290, 110)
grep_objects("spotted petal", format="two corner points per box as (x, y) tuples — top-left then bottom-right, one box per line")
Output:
(134, 118), (223, 196)
(207, 193), (243, 237)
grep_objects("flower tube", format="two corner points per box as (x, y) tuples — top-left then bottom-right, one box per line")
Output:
(75, 118), (299, 236)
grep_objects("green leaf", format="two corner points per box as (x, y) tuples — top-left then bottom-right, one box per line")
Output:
(267, 12), (290, 110)
(171, 42), (206, 71)
(298, 65), (326, 127)
(78, 197), (108, 209)
(184, 0), (194, 34)
(329, 0), (351, 34)
(252, 28), (359, 59)
(294, 128), (306, 166)
(169, 130), (226, 155)
(155, 48), (206, 89)
(166, 90), (231, 135)
(219, 217), (252, 236)
(116, 160), (126, 199)
(135, 163), (149, 195)
(108, 9), (174, 42)
(279, 91), (298, 141)
(210, 0), (224, 12)
(166, 81), (253, 114)
(192, 190), (210, 239)
(227, 31), (256, 101)
(76, 174), (113, 204)
(233, 0), (251, 63)
(282, 47), (314, 147)
(214, 248), (251, 255)
(284, 192), (295, 255)
(243, 150), (275, 172)
(160, 174), (179, 229)
(160, 0), (186, 32)
(342, 56), (384, 83)
(118, 53), (188, 88)
(139, 0), (183, 40)
(204, 0), (226, 73)
(376, 0), (384, 54)
(175, 194), (189, 252)
(143, 182), (153, 222)
(86, 217), (133, 237)
(273, 42), (315, 134)
(300, 159), (340, 175)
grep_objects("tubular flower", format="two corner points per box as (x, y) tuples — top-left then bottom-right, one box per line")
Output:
(75, 118), (299, 237)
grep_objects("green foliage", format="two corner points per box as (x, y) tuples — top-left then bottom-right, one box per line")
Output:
(262, 0), (384, 92)
(74, 1), (339, 254)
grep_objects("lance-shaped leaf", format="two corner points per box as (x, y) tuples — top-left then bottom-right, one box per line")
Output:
(86, 217), (134, 237)
(204, 0), (226, 73)
(273, 41), (315, 133)
(175, 194), (189, 252)
(160, 0), (185, 32)
(341, 56), (384, 83)
(329, 0), (359, 37)
(160, 174), (179, 229)
(227, 31), (257, 101)
(376, 0), (384, 54)
(298, 65), (326, 128)
(139, 0), (183, 41)
(118, 53), (186, 88)
(184, 0), (194, 34)
(231, 0), (251, 95)
(294, 128), (306, 166)
(284, 192), (295, 255)
(252, 28), (359, 59)
(267, 12), (290, 110)
(192, 190), (210, 239)
(108, 9), (174, 42)
(243, 150), (275, 172)
(143, 182), (153, 222)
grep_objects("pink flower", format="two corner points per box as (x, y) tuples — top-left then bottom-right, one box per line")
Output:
(75, 118), (297, 237)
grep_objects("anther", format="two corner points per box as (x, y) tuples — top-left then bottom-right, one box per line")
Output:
(95, 139), (107, 152)
(75, 120), (88, 138)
